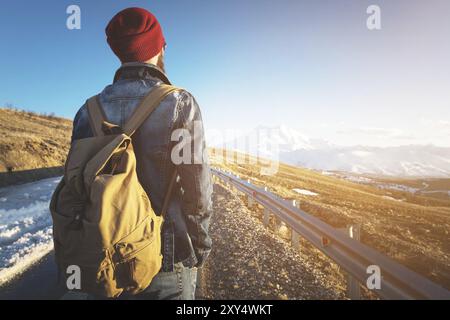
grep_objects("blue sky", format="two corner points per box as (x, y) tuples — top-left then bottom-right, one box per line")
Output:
(1, 0), (449, 147)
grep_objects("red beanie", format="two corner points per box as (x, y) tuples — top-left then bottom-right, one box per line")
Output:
(106, 7), (165, 63)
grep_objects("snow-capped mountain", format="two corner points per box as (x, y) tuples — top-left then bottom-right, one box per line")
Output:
(224, 125), (331, 155)
(282, 145), (450, 177)
(222, 126), (450, 178)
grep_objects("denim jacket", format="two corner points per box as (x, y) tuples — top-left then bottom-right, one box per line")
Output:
(71, 63), (213, 272)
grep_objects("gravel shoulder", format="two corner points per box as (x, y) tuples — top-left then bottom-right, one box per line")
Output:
(198, 183), (347, 300)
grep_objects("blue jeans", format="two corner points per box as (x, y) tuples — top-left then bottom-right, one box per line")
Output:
(81, 263), (197, 300)
(133, 263), (198, 300)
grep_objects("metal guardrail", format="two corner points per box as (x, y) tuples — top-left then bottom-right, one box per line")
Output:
(212, 168), (450, 300)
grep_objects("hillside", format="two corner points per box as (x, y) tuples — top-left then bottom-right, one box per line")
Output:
(0, 108), (72, 173)
(209, 149), (450, 290)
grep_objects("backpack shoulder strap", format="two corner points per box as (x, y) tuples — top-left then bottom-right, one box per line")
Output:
(86, 95), (107, 137)
(123, 84), (181, 137)
(123, 84), (182, 217)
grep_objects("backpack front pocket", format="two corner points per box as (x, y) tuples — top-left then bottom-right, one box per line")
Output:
(112, 216), (163, 294)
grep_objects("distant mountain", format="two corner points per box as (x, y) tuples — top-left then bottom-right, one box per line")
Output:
(282, 144), (450, 178)
(225, 125), (330, 155)
(224, 125), (450, 178)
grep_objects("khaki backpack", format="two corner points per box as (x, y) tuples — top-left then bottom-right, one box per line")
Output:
(50, 84), (180, 298)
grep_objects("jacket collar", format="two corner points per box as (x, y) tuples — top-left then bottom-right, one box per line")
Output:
(113, 62), (171, 85)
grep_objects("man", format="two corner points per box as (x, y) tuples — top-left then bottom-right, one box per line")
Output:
(71, 7), (213, 300)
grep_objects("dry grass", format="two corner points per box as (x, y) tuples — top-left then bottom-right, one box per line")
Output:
(209, 149), (450, 290)
(0, 108), (72, 172)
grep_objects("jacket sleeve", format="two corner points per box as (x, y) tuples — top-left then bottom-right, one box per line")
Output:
(71, 104), (93, 143)
(173, 91), (213, 268)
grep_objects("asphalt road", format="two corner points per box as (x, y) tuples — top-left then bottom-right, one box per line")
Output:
(0, 252), (64, 300)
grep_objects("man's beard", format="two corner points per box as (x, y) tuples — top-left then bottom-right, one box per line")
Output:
(157, 53), (165, 74)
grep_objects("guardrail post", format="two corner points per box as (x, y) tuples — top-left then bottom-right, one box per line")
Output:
(291, 200), (300, 250)
(229, 180), (236, 193)
(263, 208), (270, 227)
(341, 224), (362, 300)
(291, 230), (300, 249)
(273, 200), (287, 236)
(247, 195), (254, 208)
(274, 216), (279, 228)
(275, 218), (284, 235)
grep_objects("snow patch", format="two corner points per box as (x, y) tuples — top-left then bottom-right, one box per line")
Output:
(341, 175), (373, 184)
(293, 189), (319, 196)
(382, 196), (404, 202)
(0, 177), (58, 286)
(0, 226), (20, 238)
(377, 184), (419, 194)
(0, 231), (53, 285)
